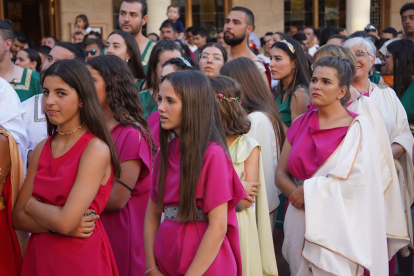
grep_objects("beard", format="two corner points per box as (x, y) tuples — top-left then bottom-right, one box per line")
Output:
(121, 20), (142, 36)
(223, 31), (246, 46)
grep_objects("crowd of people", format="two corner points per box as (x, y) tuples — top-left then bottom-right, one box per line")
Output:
(2, 0), (414, 275)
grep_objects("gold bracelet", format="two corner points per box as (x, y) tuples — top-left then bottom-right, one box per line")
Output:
(0, 196), (5, 210)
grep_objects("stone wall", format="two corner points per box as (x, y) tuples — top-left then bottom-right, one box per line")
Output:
(231, 0), (284, 38)
(59, 0), (113, 42)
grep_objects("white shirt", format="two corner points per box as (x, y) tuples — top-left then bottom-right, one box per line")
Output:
(307, 44), (319, 57)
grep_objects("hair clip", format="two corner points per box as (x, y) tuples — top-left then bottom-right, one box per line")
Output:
(281, 40), (295, 55)
(214, 92), (241, 104)
(178, 56), (192, 68)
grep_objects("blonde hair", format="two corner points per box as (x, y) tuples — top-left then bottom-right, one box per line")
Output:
(313, 44), (357, 78)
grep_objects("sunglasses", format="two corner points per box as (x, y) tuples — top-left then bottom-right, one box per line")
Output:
(84, 49), (97, 56)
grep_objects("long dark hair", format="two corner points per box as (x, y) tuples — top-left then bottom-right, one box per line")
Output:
(107, 30), (146, 80)
(41, 59), (120, 180)
(220, 57), (285, 152)
(76, 14), (89, 29)
(156, 71), (228, 222)
(387, 39), (414, 98)
(87, 55), (155, 155)
(145, 40), (182, 99)
(22, 48), (41, 72)
(272, 38), (311, 98)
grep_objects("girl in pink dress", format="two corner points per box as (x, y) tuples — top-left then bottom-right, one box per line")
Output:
(12, 59), (121, 276)
(144, 70), (247, 276)
(86, 55), (155, 276)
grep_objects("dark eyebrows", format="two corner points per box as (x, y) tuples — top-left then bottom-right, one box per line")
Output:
(54, 88), (69, 92)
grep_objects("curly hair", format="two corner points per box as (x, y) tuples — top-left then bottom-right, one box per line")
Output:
(210, 76), (251, 136)
(87, 55), (155, 156)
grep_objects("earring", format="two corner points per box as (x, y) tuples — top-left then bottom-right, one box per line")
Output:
(337, 97), (341, 100)
(126, 59), (129, 63)
(292, 68), (296, 73)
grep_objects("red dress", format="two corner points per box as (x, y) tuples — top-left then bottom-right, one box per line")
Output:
(21, 131), (119, 276)
(0, 174), (23, 276)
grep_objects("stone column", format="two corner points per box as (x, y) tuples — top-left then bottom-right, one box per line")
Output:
(346, 0), (371, 34)
(147, 0), (171, 35)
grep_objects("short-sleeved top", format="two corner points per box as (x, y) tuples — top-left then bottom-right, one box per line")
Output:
(287, 110), (358, 180)
(276, 84), (308, 127)
(159, 19), (185, 33)
(138, 89), (158, 119)
(10, 68), (42, 104)
(150, 139), (246, 276)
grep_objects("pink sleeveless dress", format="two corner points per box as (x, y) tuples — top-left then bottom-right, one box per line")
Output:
(21, 131), (119, 276)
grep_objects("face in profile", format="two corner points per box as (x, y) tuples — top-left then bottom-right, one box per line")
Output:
(157, 80), (183, 137)
(105, 34), (130, 62)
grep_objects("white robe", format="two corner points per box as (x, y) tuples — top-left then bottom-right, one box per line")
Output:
(21, 93), (48, 151)
(247, 111), (280, 215)
(283, 116), (410, 276)
(0, 78), (29, 170)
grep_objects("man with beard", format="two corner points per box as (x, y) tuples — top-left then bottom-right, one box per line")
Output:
(118, 0), (155, 73)
(224, 6), (271, 90)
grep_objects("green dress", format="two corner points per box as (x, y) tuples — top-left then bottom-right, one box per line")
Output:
(400, 81), (414, 136)
(10, 68), (42, 104)
(276, 85), (307, 128)
(139, 89), (158, 119)
(135, 79), (144, 91)
(369, 71), (382, 84)
(141, 40), (156, 74)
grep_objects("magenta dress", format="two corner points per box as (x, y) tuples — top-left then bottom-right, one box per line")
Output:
(100, 124), (152, 276)
(148, 111), (160, 149)
(287, 110), (358, 180)
(22, 131), (118, 276)
(150, 139), (246, 276)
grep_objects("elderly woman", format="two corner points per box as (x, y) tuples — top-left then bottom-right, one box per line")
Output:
(344, 37), (414, 273)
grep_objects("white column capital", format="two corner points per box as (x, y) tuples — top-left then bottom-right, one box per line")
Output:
(346, 0), (371, 35)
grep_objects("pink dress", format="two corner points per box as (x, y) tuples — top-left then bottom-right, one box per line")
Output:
(148, 111), (160, 149)
(22, 131), (118, 276)
(100, 124), (152, 276)
(287, 110), (358, 180)
(150, 139), (246, 276)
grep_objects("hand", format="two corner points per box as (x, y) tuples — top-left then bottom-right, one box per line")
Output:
(289, 185), (304, 210)
(240, 172), (260, 203)
(148, 269), (164, 276)
(66, 209), (98, 238)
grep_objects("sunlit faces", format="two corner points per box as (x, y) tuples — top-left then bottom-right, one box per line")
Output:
(269, 47), (295, 80)
(118, 1), (146, 36)
(350, 44), (374, 80)
(105, 34), (130, 62)
(199, 46), (225, 78)
(76, 17), (86, 29)
(166, 7), (180, 21)
(383, 50), (394, 75)
(87, 65), (108, 108)
(161, 26), (176, 41)
(309, 66), (346, 107)
(157, 80), (183, 137)
(42, 46), (75, 72)
(156, 50), (182, 83)
(223, 10), (250, 46)
(44, 37), (56, 48)
(15, 50), (37, 70)
(42, 75), (82, 127)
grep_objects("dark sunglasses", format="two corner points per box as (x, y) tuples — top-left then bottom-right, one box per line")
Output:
(84, 49), (97, 56)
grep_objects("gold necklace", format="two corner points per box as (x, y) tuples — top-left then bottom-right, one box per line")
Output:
(57, 124), (84, 136)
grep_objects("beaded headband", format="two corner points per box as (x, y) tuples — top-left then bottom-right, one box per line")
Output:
(214, 92), (242, 104)
(178, 56), (192, 67)
(281, 40), (295, 55)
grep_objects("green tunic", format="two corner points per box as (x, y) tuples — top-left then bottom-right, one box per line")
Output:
(369, 71), (382, 84)
(135, 79), (144, 91)
(400, 81), (414, 136)
(9, 68), (42, 103)
(276, 85), (308, 127)
(139, 89), (158, 119)
(141, 40), (156, 74)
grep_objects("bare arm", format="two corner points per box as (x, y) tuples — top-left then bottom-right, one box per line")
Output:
(275, 139), (304, 209)
(392, 143), (406, 159)
(12, 139), (49, 233)
(185, 202), (228, 276)
(23, 139), (112, 235)
(237, 146), (260, 211)
(144, 198), (163, 276)
(290, 88), (310, 124)
(105, 159), (142, 211)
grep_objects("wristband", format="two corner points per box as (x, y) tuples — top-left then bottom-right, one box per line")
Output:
(145, 266), (160, 275)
